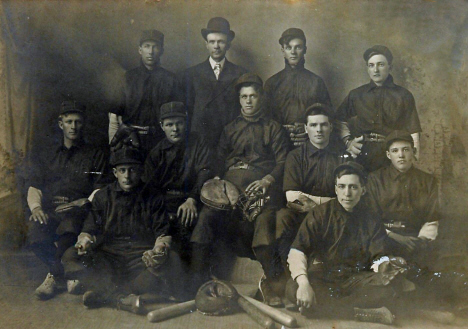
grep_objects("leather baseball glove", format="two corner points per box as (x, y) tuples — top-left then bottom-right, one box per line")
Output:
(195, 279), (238, 315)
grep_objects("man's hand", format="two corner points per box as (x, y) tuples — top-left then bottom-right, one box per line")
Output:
(296, 275), (317, 311)
(29, 207), (49, 225)
(287, 195), (317, 213)
(74, 233), (94, 256)
(284, 124), (308, 147)
(389, 232), (420, 253)
(142, 243), (169, 268)
(346, 136), (364, 158)
(177, 198), (198, 227)
(246, 178), (271, 195)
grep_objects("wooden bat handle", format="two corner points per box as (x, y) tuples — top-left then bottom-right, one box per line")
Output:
(242, 295), (297, 328)
(147, 300), (196, 323)
(237, 296), (275, 329)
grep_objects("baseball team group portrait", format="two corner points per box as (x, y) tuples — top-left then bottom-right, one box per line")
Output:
(1, 1), (468, 328)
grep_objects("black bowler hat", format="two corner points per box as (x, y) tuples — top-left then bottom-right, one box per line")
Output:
(279, 28), (306, 45)
(140, 29), (164, 47)
(385, 130), (413, 149)
(110, 147), (144, 166)
(235, 73), (263, 92)
(160, 101), (187, 121)
(201, 17), (235, 41)
(60, 100), (86, 116)
(363, 45), (393, 64)
(333, 161), (367, 184)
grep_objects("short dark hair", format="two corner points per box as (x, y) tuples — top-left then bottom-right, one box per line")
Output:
(334, 167), (367, 186)
(304, 103), (332, 123)
(237, 82), (264, 95)
(58, 111), (85, 122)
(280, 35), (306, 48)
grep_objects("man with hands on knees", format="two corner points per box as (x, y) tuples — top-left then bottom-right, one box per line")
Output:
(62, 147), (189, 312)
(286, 162), (410, 324)
(143, 101), (212, 261)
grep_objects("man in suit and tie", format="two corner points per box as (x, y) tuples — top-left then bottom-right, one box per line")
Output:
(181, 17), (248, 149)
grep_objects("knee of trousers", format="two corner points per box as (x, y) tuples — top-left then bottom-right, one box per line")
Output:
(275, 208), (301, 239)
(190, 206), (224, 244)
(62, 246), (87, 278)
(26, 220), (57, 246)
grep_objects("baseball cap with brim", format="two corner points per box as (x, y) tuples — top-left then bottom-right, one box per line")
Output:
(160, 101), (187, 121)
(235, 73), (263, 92)
(201, 17), (235, 41)
(363, 45), (393, 64)
(333, 161), (367, 183)
(385, 130), (413, 149)
(140, 29), (164, 47)
(111, 147), (144, 167)
(60, 101), (86, 116)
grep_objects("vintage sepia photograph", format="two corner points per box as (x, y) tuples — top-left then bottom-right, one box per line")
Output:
(1, 0), (468, 328)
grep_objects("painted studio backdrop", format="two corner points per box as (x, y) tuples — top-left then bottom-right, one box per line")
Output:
(0, 0), (467, 267)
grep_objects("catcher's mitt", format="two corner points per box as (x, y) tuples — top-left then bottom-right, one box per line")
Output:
(110, 123), (140, 151)
(195, 279), (238, 316)
(142, 246), (169, 269)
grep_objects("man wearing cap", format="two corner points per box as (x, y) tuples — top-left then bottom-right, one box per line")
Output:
(27, 101), (110, 300)
(109, 29), (182, 154)
(190, 73), (289, 306)
(62, 147), (189, 311)
(365, 130), (439, 264)
(143, 101), (212, 261)
(264, 28), (332, 147)
(335, 45), (421, 172)
(181, 17), (247, 150)
(276, 103), (348, 266)
(286, 162), (407, 323)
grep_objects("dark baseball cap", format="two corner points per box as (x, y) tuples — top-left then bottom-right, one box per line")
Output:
(385, 130), (413, 149)
(160, 102), (187, 121)
(110, 147), (144, 166)
(363, 45), (393, 64)
(140, 29), (164, 47)
(235, 73), (263, 92)
(60, 101), (86, 116)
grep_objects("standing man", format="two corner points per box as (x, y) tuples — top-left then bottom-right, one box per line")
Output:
(143, 101), (213, 261)
(27, 101), (110, 300)
(264, 28), (332, 147)
(276, 103), (347, 265)
(109, 30), (182, 154)
(286, 162), (407, 323)
(365, 131), (440, 264)
(335, 45), (422, 172)
(190, 74), (289, 306)
(62, 147), (189, 311)
(181, 17), (247, 149)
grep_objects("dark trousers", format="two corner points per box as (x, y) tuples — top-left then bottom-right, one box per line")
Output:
(276, 208), (307, 266)
(62, 238), (189, 301)
(27, 210), (84, 277)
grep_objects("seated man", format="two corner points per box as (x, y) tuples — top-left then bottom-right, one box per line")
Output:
(27, 101), (110, 300)
(286, 162), (408, 323)
(190, 73), (290, 306)
(335, 45), (422, 172)
(366, 131), (440, 264)
(62, 147), (189, 311)
(276, 103), (347, 264)
(143, 101), (212, 261)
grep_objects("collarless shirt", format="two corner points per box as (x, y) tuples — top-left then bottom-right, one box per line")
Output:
(335, 75), (421, 136)
(365, 165), (440, 236)
(283, 140), (346, 197)
(291, 199), (386, 277)
(216, 114), (290, 181)
(264, 61), (332, 125)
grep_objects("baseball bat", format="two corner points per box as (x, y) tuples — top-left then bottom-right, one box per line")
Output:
(147, 300), (196, 323)
(241, 295), (298, 328)
(237, 295), (276, 329)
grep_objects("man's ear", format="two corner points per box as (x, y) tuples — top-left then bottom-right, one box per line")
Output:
(361, 186), (366, 196)
(303, 45), (307, 55)
(160, 122), (164, 130)
(281, 46), (286, 57)
(113, 168), (118, 179)
(138, 46), (143, 56)
(225, 40), (231, 52)
(386, 150), (392, 160)
(58, 120), (64, 131)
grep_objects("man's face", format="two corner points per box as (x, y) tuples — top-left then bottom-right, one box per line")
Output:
(386, 140), (415, 173)
(113, 164), (142, 192)
(205, 33), (230, 62)
(305, 114), (332, 148)
(160, 117), (187, 144)
(335, 174), (366, 212)
(59, 113), (84, 142)
(367, 54), (392, 86)
(281, 38), (306, 67)
(239, 86), (261, 115)
(139, 40), (163, 68)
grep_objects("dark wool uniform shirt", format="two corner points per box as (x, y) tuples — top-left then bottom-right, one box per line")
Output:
(111, 62), (182, 130)
(264, 60), (332, 125)
(365, 165), (440, 236)
(283, 140), (346, 197)
(292, 199), (386, 278)
(82, 182), (169, 244)
(143, 133), (212, 201)
(335, 75), (422, 136)
(216, 114), (290, 181)
(181, 58), (247, 148)
(29, 140), (110, 206)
